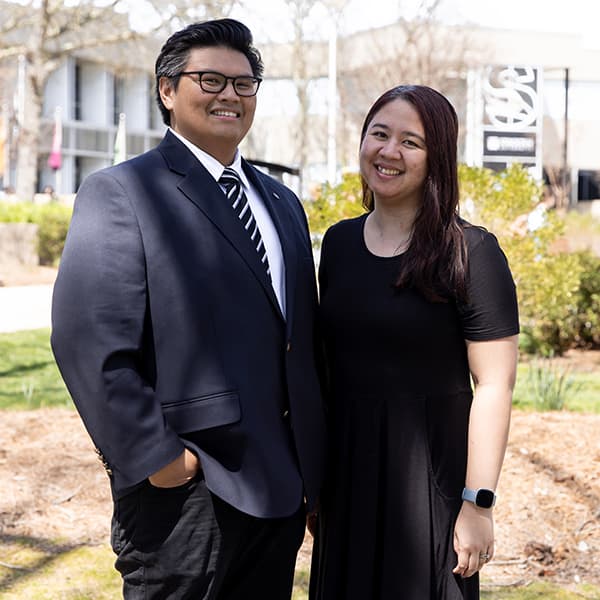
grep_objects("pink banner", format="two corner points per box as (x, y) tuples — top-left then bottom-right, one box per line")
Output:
(48, 108), (62, 170)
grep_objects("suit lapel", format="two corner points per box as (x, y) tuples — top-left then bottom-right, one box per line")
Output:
(243, 161), (298, 336)
(158, 133), (283, 320)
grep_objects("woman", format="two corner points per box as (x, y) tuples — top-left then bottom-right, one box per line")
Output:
(310, 85), (519, 599)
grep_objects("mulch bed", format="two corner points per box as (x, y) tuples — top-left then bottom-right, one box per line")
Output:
(0, 408), (598, 588)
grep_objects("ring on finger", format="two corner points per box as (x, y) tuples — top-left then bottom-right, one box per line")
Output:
(479, 552), (490, 562)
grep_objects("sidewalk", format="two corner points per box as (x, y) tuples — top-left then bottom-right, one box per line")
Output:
(0, 284), (54, 333)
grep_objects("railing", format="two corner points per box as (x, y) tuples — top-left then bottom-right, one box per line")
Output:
(39, 118), (164, 160)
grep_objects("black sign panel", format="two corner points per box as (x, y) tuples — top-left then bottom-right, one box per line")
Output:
(483, 130), (536, 158)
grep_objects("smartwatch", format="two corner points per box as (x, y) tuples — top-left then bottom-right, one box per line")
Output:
(461, 487), (496, 509)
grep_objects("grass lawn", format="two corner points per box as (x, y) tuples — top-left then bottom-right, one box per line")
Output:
(2, 541), (598, 600)
(0, 539), (310, 599)
(0, 539), (120, 600)
(512, 361), (600, 413)
(481, 583), (600, 599)
(561, 368), (600, 412)
(0, 328), (71, 409)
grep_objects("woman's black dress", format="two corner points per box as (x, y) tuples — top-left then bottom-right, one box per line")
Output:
(310, 214), (519, 600)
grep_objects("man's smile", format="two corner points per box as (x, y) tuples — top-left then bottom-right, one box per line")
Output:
(210, 108), (240, 118)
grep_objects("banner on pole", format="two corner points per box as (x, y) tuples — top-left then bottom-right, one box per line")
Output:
(113, 113), (127, 165)
(48, 106), (62, 171)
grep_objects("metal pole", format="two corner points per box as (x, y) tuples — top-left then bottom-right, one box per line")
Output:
(327, 21), (337, 185)
(562, 67), (570, 206)
(0, 102), (8, 187)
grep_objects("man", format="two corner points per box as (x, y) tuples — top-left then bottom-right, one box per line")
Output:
(51, 18), (326, 600)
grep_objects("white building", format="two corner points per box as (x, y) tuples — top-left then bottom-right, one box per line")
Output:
(14, 22), (600, 204)
(38, 57), (165, 195)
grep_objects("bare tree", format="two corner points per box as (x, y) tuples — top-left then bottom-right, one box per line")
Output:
(240, 0), (349, 193)
(0, 0), (233, 200)
(243, 0), (478, 193)
(272, 0), (347, 191)
(287, 0), (314, 192)
(544, 165), (571, 211)
(336, 0), (478, 167)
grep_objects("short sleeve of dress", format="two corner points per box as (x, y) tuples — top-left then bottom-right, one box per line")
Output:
(458, 226), (520, 341)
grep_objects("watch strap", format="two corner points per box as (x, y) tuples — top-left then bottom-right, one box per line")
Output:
(461, 487), (477, 503)
(461, 486), (496, 508)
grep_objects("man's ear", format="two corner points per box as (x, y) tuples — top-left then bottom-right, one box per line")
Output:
(159, 76), (175, 110)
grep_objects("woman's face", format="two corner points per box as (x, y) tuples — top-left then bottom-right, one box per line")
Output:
(359, 98), (428, 209)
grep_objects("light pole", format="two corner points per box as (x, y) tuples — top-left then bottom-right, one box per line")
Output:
(327, 20), (337, 185)
(562, 67), (570, 206)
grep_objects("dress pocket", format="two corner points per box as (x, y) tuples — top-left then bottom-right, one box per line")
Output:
(162, 390), (240, 434)
(424, 390), (472, 501)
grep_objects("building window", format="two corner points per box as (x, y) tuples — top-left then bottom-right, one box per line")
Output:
(74, 62), (82, 121)
(578, 170), (600, 201)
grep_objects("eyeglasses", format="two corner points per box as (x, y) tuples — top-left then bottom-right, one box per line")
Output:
(178, 70), (262, 97)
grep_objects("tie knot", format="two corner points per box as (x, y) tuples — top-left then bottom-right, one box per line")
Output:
(219, 167), (241, 183)
(219, 167), (241, 192)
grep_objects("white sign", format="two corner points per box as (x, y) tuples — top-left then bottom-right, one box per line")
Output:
(480, 65), (543, 179)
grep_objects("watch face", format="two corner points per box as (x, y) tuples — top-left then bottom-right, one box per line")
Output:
(476, 489), (495, 508)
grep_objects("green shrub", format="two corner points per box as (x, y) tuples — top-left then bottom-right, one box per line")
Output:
(459, 164), (582, 355)
(33, 203), (72, 265)
(302, 172), (365, 246)
(0, 200), (72, 266)
(0, 200), (36, 222)
(571, 250), (600, 348)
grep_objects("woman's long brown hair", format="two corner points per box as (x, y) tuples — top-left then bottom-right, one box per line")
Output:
(360, 85), (468, 302)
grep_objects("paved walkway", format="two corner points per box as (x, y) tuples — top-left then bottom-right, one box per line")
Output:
(0, 284), (54, 333)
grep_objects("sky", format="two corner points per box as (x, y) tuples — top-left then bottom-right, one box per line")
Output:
(123, 0), (597, 47)
(228, 0), (597, 45)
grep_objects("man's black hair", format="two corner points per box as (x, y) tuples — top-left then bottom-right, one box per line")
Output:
(155, 18), (263, 126)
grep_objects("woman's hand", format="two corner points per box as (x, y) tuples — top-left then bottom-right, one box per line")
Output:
(452, 501), (494, 578)
(306, 499), (320, 537)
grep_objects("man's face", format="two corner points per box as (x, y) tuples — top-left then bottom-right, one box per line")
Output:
(159, 45), (257, 165)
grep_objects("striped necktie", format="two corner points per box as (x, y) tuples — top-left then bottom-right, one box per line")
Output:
(219, 167), (270, 277)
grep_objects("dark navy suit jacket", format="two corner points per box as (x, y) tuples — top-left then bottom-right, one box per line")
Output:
(51, 131), (327, 518)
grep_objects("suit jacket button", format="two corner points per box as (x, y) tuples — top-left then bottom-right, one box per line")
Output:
(286, 341), (292, 352)
(282, 409), (290, 419)
(94, 447), (112, 476)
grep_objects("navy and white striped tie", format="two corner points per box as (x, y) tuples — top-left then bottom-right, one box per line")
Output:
(219, 167), (270, 277)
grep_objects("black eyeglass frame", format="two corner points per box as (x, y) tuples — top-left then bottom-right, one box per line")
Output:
(178, 70), (262, 97)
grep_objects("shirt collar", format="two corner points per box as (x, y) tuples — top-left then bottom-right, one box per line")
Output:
(168, 127), (250, 190)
